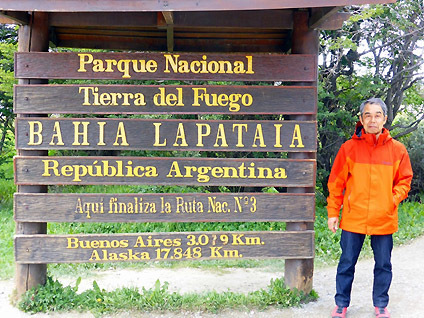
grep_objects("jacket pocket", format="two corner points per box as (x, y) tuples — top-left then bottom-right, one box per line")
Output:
(388, 195), (396, 215)
(346, 194), (351, 213)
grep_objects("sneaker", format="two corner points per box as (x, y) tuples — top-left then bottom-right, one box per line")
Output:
(331, 306), (347, 318)
(375, 307), (390, 318)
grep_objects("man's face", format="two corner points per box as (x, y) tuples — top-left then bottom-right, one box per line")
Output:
(359, 103), (387, 136)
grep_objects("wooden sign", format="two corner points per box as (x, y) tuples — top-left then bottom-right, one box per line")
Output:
(14, 193), (315, 223)
(14, 156), (316, 187)
(15, 118), (317, 152)
(14, 84), (317, 115)
(15, 231), (314, 263)
(15, 52), (317, 81)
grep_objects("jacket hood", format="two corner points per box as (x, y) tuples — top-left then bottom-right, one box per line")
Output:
(353, 121), (392, 145)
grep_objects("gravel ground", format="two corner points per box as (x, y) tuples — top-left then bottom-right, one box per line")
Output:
(1, 235), (423, 317)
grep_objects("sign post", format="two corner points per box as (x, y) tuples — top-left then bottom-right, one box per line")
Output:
(14, 12), (49, 297)
(284, 10), (319, 293)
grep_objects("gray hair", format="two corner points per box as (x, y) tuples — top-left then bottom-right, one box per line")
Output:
(360, 98), (387, 116)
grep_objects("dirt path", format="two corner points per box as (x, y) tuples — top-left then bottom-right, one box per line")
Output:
(1, 235), (423, 317)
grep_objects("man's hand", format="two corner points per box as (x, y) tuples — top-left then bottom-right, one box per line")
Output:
(328, 217), (339, 233)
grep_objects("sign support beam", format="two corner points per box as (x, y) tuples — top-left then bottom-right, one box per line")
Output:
(15, 11), (49, 297)
(284, 9), (318, 294)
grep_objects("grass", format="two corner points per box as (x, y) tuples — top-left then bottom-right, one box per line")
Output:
(1, 178), (423, 314)
(0, 177), (16, 279)
(18, 276), (318, 316)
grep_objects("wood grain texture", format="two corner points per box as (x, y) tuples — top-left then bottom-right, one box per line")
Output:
(48, 11), (294, 29)
(15, 118), (317, 152)
(14, 84), (317, 115)
(15, 11), (50, 297)
(14, 156), (316, 187)
(14, 192), (315, 223)
(15, 230), (314, 263)
(15, 52), (317, 81)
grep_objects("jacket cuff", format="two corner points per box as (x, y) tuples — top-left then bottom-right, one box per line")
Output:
(327, 207), (340, 218)
(393, 194), (402, 206)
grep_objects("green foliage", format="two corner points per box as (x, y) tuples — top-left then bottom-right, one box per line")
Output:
(347, 5), (385, 23)
(0, 205), (14, 279)
(399, 123), (424, 198)
(0, 169), (14, 279)
(0, 26), (18, 151)
(317, 0), (424, 197)
(18, 276), (316, 315)
(0, 41), (16, 101)
(0, 131), (15, 207)
(394, 200), (424, 243)
(314, 204), (342, 265)
(18, 277), (82, 313)
(0, 163), (15, 205)
(0, 129), (16, 218)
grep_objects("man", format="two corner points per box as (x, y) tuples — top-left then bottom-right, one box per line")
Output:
(327, 98), (413, 318)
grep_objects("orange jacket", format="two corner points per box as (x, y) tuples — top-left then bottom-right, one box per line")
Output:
(327, 122), (413, 235)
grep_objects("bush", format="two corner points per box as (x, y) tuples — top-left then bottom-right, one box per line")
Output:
(401, 122), (424, 200)
(0, 161), (14, 208)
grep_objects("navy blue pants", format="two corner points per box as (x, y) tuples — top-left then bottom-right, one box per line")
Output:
(335, 230), (393, 308)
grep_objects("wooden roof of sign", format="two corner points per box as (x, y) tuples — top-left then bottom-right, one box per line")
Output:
(0, 0), (396, 52)
(0, 0), (396, 11)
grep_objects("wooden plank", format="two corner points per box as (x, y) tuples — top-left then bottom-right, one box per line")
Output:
(55, 32), (167, 52)
(0, 16), (14, 24)
(309, 7), (340, 29)
(309, 7), (350, 30)
(55, 34), (289, 53)
(14, 193), (315, 223)
(175, 30), (284, 39)
(0, 11), (30, 25)
(49, 26), (289, 52)
(172, 10), (293, 29)
(15, 52), (317, 82)
(53, 27), (284, 39)
(48, 11), (294, 29)
(49, 8), (349, 34)
(0, 0), (397, 12)
(14, 85), (317, 115)
(14, 156), (316, 187)
(15, 230), (314, 263)
(314, 12), (350, 30)
(49, 12), (157, 28)
(15, 118), (317, 152)
(162, 12), (174, 25)
(55, 27), (165, 37)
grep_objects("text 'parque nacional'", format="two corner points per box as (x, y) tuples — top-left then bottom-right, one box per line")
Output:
(77, 53), (254, 79)
(15, 52), (317, 81)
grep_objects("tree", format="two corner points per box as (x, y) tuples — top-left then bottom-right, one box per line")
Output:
(0, 25), (17, 153)
(317, 0), (424, 195)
